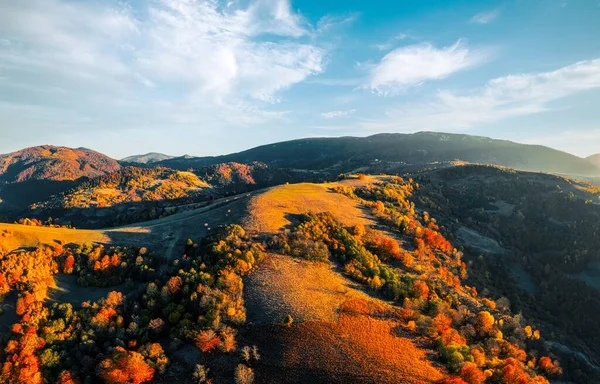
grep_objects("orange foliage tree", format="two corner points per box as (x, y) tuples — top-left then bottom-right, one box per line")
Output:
(98, 347), (154, 384)
(1, 326), (45, 384)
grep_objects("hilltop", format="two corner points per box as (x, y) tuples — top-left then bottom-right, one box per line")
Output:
(121, 153), (174, 165)
(0, 146), (121, 213)
(587, 153), (600, 167)
(157, 132), (600, 177)
(0, 145), (120, 183)
(2, 133), (598, 218)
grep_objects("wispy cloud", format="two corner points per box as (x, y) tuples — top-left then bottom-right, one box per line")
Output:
(470, 9), (500, 24)
(359, 59), (600, 131)
(0, 0), (328, 133)
(316, 13), (360, 34)
(363, 40), (489, 95)
(321, 109), (356, 119)
(372, 33), (410, 51)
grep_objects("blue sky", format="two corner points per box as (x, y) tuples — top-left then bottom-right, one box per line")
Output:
(0, 0), (599, 158)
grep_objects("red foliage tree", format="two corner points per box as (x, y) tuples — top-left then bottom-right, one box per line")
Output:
(63, 255), (75, 274)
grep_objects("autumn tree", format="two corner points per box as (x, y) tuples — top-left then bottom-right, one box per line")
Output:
(460, 362), (486, 384)
(195, 330), (220, 352)
(538, 356), (563, 377)
(98, 347), (154, 384)
(476, 311), (495, 335)
(1, 326), (45, 384)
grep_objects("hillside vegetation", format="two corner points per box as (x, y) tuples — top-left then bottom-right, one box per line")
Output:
(410, 164), (600, 379)
(33, 167), (209, 210)
(1, 174), (575, 383)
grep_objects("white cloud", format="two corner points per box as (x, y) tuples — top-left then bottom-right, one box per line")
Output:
(321, 109), (356, 119)
(470, 9), (500, 24)
(360, 59), (600, 131)
(139, 0), (325, 103)
(363, 40), (488, 95)
(0, 0), (327, 133)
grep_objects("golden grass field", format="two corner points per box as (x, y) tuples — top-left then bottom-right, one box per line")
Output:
(245, 253), (377, 324)
(245, 177), (381, 233)
(0, 223), (107, 252)
(243, 297), (446, 384)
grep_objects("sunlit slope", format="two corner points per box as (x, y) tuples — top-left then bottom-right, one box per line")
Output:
(244, 176), (381, 233)
(0, 223), (107, 252)
(0, 176), (447, 382)
(241, 177), (446, 383)
(1, 177), (383, 256)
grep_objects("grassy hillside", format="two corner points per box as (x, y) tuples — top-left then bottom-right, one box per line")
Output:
(158, 132), (600, 177)
(34, 167), (210, 210)
(0, 223), (107, 253)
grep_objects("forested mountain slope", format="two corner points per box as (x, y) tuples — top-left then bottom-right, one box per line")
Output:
(157, 132), (600, 176)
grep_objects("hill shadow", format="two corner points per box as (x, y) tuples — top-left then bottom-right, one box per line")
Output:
(0, 179), (77, 213)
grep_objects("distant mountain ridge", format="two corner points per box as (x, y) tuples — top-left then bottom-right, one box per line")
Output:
(121, 152), (174, 164)
(0, 145), (120, 183)
(587, 153), (600, 167)
(156, 132), (600, 177)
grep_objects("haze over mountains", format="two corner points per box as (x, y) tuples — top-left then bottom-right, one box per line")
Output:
(587, 153), (600, 167)
(121, 152), (174, 165)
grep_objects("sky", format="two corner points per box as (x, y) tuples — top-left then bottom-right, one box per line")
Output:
(0, 0), (599, 159)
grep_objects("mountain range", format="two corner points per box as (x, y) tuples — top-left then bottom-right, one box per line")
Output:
(155, 132), (600, 177)
(1, 133), (598, 185)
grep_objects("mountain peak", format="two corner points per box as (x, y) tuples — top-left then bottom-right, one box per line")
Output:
(121, 152), (175, 164)
(0, 145), (120, 183)
(587, 153), (600, 167)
